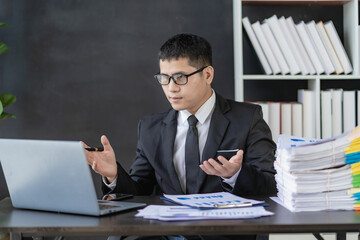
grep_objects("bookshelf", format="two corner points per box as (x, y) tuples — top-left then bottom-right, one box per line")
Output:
(233, 0), (359, 138)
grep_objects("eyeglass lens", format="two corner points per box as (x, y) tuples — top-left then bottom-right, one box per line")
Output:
(156, 73), (187, 85)
(155, 66), (208, 85)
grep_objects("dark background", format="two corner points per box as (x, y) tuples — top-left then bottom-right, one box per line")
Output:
(0, 0), (352, 200)
(0, 0), (235, 199)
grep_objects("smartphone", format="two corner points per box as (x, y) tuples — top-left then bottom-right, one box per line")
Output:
(214, 149), (239, 164)
(104, 193), (133, 201)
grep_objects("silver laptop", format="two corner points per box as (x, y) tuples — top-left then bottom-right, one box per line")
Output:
(0, 138), (146, 216)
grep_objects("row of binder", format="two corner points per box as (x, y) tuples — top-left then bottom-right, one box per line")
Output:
(252, 89), (360, 142)
(251, 101), (302, 142)
(321, 89), (360, 139)
(243, 15), (353, 75)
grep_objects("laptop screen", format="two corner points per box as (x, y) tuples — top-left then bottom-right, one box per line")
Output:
(0, 139), (105, 215)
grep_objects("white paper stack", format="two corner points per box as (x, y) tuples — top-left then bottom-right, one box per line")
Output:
(162, 192), (264, 208)
(274, 129), (360, 212)
(136, 205), (274, 221)
(135, 192), (274, 221)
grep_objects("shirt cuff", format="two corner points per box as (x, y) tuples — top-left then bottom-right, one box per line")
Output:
(102, 176), (117, 191)
(221, 167), (241, 189)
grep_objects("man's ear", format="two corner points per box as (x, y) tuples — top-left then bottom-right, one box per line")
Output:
(205, 66), (214, 84)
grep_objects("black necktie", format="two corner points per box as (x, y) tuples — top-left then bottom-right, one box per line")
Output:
(185, 115), (200, 194)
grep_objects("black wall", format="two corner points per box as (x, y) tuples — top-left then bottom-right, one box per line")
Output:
(0, 0), (234, 199)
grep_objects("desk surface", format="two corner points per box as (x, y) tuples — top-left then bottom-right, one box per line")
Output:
(1, 196), (360, 237)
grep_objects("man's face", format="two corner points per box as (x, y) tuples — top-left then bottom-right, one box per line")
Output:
(159, 57), (213, 115)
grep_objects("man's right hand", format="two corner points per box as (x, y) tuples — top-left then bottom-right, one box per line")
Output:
(82, 135), (118, 183)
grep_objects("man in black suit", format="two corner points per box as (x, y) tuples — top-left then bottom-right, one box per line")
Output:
(85, 33), (276, 199)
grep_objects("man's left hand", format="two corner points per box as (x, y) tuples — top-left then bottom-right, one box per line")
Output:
(200, 150), (243, 178)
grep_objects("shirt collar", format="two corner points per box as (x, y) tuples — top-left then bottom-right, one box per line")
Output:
(179, 89), (216, 125)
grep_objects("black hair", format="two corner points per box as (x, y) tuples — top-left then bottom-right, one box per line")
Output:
(158, 33), (212, 68)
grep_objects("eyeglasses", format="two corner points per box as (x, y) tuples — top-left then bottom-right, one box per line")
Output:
(154, 66), (208, 85)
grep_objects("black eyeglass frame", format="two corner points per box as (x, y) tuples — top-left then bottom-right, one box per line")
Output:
(154, 65), (209, 85)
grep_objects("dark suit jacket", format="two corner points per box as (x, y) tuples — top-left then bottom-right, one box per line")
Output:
(103, 93), (277, 196)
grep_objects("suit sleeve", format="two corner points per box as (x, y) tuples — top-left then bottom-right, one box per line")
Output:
(102, 120), (157, 196)
(231, 105), (277, 196)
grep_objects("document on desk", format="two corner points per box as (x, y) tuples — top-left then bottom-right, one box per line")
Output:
(162, 192), (265, 209)
(136, 205), (274, 221)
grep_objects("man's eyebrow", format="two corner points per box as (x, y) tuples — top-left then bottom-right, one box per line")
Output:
(159, 71), (186, 75)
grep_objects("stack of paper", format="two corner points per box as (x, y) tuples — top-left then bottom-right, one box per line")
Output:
(345, 137), (360, 210)
(162, 192), (264, 209)
(277, 134), (319, 148)
(136, 192), (274, 221)
(274, 127), (360, 212)
(136, 205), (274, 221)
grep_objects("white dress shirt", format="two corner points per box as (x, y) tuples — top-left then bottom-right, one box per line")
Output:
(104, 90), (240, 192)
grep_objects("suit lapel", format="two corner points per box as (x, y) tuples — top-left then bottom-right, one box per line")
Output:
(195, 94), (230, 193)
(161, 109), (183, 193)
